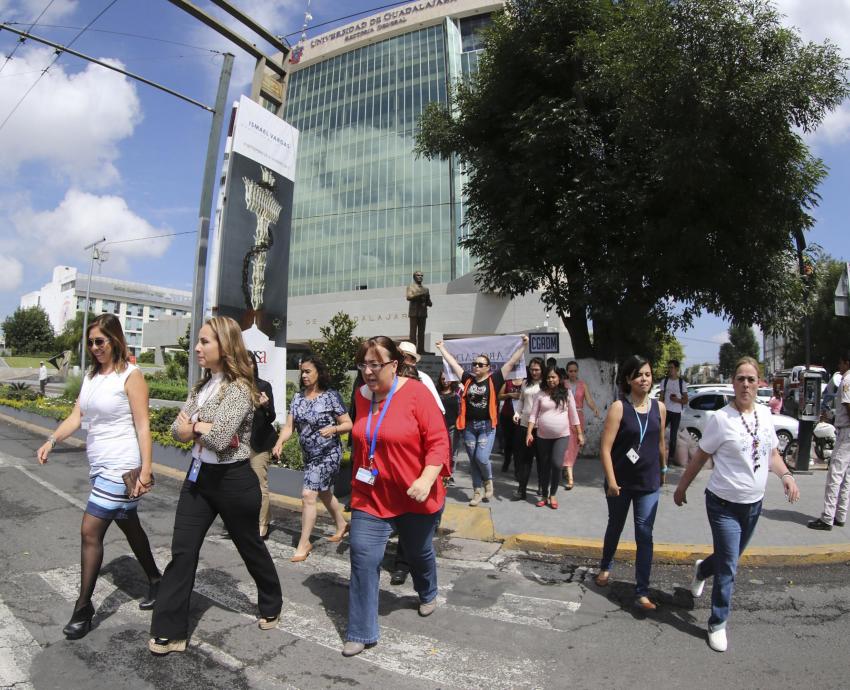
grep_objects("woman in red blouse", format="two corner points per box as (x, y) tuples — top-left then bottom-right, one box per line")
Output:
(342, 336), (450, 657)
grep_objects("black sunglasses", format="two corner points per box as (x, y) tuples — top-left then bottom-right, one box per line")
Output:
(87, 337), (108, 348)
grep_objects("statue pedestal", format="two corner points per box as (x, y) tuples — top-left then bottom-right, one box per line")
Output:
(418, 352), (444, 383)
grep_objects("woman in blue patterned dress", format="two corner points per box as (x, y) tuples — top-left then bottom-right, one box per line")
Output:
(273, 356), (353, 562)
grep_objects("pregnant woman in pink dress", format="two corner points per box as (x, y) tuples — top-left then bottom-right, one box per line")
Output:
(563, 361), (600, 489)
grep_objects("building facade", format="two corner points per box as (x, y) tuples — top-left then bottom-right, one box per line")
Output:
(21, 266), (192, 356)
(279, 0), (572, 352)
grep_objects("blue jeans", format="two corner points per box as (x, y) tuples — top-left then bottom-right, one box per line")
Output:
(346, 509), (440, 644)
(698, 490), (762, 631)
(600, 488), (660, 597)
(462, 420), (495, 489)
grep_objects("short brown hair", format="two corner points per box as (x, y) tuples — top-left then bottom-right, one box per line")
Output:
(87, 313), (129, 377)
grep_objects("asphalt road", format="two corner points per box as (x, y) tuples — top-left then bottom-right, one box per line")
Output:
(1, 418), (848, 690)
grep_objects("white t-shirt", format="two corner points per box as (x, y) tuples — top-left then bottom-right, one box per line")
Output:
(835, 370), (850, 429)
(79, 364), (141, 481)
(700, 403), (779, 504)
(662, 376), (687, 414)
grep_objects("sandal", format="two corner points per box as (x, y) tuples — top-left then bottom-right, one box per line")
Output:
(594, 571), (610, 587)
(258, 615), (280, 630)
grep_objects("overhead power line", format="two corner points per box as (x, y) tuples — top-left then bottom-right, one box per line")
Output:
(0, 0), (120, 132)
(104, 230), (197, 246)
(0, 0), (56, 76)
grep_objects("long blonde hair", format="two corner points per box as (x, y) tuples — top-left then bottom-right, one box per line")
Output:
(194, 316), (259, 405)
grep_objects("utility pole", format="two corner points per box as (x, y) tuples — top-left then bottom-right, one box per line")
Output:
(80, 237), (106, 373)
(188, 53), (234, 388)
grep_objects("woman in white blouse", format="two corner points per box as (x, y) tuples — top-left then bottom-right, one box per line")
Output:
(674, 356), (799, 653)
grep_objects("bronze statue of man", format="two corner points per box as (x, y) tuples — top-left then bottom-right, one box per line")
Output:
(405, 270), (432, 354)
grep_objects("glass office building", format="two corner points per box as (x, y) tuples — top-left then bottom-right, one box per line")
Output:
(282, 0), (501, 298)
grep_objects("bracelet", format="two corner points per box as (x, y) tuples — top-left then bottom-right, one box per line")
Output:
(782, 472), (794, 480)
(48, 434), (56, 448)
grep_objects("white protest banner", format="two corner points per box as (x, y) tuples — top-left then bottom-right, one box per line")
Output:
(440, 335), (527, 382)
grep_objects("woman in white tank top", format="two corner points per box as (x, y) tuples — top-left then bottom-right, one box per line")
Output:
(36, 314), (160, 640)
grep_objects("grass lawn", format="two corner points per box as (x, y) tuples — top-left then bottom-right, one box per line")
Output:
(1, 356), (49, 368)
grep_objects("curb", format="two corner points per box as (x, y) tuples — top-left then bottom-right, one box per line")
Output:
(4, 410), (849, 566)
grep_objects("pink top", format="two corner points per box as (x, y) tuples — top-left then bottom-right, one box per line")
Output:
(768, 395), (782, 415)
(528, 390), (580, 439)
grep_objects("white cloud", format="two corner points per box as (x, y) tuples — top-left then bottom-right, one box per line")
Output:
(0, 46), (142, 187)
(12, 189), (173, 274)
(0, 0), (78, 21)
(0, 255), (23, 292)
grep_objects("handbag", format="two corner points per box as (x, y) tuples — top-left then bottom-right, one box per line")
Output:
(122, 467), (155, 498)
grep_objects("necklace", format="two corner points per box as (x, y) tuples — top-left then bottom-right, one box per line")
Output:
(734, 401), (761, 471)
(630, 395), (649, 411)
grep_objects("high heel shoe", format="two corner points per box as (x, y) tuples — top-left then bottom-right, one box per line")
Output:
(290, 543), (312, 562)
(139, 579), (160, 611)
(63, 602), (94, 640)
(327, 523), (350, 543)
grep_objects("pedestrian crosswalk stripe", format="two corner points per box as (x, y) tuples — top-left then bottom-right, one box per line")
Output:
(0, 595), (39, 690)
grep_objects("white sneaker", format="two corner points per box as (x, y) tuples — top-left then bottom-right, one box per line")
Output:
(707, 626), (727, 652)
(690, 559), (705, 598)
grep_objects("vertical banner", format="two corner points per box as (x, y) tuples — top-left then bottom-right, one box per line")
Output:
(440, 335), (527, 382)
(212, 95), (299, 420)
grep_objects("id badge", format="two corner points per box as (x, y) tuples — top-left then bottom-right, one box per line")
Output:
(187, 457), (202, 483)
(626, 447), (640, 464)
(355, 467), (377, 486)
(81, 419), (90, 431)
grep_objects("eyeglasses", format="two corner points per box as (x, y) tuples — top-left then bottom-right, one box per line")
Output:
(87, 337), (107, 348)
(472, 361), (489, 368)
(356, 361), (394, 373)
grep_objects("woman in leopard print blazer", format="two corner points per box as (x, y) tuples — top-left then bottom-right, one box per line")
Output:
(148, 316), (282, 656)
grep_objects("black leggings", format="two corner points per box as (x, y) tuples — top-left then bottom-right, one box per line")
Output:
(513, 425), (538, 492)
(535, 436), (569, 499)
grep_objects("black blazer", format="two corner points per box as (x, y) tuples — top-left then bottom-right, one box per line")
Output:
(251, 378), (277, 452)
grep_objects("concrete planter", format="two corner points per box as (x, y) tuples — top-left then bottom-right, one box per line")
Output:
(268, 462), (352, 500)
(0, 404), (87, 443)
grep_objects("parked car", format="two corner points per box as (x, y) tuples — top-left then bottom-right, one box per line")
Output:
(756, 387), (773, 406)
(681, 387), (797, 452)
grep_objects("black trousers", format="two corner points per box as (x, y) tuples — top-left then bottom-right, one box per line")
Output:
(513, 425), (538, 492)
(666, 411), (681, 462)
(535, 436), (569, 499)
(150, 460), (282, 639)
(409, 315), (426, 354)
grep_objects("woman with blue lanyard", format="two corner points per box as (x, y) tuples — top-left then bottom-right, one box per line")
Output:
(342, 336), (450, 657)
(594, 354), (667, 611)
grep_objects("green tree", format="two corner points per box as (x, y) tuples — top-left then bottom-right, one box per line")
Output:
(54, 311), (96, 365)
(651, 335), (685, 381)
(416, 0), (848, 360)
(718, 322), (760, 377)
(783, 257), (850, 369)
(308, 312), (363, 394)
(165, 325), (190, 381)
(1, 306), (54, 354)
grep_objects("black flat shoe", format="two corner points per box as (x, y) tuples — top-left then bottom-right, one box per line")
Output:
(63, 602), (94, 640)
(139, 580), (159, 610)
(510, 489), (527, 501)
(390, 570), (408, 586)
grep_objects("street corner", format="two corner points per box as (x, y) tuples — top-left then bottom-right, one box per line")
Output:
(439, 503), (498, 542)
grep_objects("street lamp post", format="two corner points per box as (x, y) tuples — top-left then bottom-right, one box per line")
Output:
(80, 238), (106, 373)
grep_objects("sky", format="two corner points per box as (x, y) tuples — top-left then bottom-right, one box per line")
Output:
(0, 0), (848, 365)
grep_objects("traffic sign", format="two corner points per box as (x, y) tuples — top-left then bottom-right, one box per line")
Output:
(528, 332), (560, 354)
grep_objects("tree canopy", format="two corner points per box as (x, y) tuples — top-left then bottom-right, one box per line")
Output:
(308, 311), (363, 395)
(1, 306), (55, 354)
(651, 335), (685, 380)
(54, 311), (96, 365)
(416, 0), (849, 360)
(718, 322), (760, 377)
(783, 256), (850, 370)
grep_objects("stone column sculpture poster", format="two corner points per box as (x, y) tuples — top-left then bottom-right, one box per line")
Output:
(211, 95), (298, 420)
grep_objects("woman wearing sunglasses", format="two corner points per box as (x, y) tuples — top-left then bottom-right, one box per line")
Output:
(674, 356), (799, 653)
(36, 314), (161, 640)
(435, 335), (529, 506)
(342, 336), (450, 657)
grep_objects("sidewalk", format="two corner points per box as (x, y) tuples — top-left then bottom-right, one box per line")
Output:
(439, 450), (850, 565)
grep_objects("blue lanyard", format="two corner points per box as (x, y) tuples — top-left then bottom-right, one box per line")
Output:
(633, 400), (650, 449)
(365, 376), (399, 463)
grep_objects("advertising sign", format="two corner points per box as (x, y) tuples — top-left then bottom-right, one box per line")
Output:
(212, 95), (299, 419)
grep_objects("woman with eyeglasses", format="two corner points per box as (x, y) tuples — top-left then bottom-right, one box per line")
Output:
(526, 366), (583, 509)
(435, 335), (529, 506)
(562, 360), (600, 489)
(595, 355), (666, 612)
(674, 356), (799, 652)
(148, 316), (282, 656)
(36, 314), (161, 640)
(272, 355), (353, 562)
(342, 336), (450, 657)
